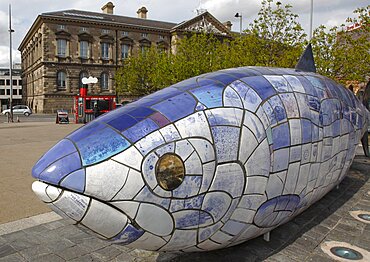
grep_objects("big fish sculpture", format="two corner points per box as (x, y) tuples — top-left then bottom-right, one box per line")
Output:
(32, 46), (369, 252)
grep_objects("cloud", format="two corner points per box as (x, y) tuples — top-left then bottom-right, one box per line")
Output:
(0, 46), (21, 68)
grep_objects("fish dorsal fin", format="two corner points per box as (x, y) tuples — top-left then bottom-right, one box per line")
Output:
(295, 43), (316, 73)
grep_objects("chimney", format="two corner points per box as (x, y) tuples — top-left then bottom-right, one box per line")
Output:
(137, 6), (148, 19)
(102, 2), (115, 14)
(223, 21), (232, 31)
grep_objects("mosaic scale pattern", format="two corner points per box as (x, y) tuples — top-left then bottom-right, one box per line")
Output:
(32, 66), (369, 252)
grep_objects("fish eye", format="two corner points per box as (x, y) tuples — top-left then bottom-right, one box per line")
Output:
(155, 153), (185, 191)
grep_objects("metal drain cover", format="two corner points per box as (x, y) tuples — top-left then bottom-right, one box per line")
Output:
(330, 247), (363, 260)
(349, 211), (370, 224)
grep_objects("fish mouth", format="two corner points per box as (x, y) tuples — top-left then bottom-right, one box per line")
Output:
(32, 181), (143, 243)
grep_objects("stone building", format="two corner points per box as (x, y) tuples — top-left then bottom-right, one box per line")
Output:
(18, 2), (232, 113)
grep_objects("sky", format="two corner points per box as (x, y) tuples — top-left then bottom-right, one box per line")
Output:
(0, 0), (366, 68)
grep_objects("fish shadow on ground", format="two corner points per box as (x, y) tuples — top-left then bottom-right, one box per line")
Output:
(157, 155), (370, 262)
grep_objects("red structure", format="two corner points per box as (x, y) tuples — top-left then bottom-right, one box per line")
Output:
(74, 89), (117, 123)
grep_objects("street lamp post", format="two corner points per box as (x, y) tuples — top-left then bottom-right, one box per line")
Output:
(8, 4), (14, 123)
(235, 12), (242, 34)
(309, 0), (314, 40)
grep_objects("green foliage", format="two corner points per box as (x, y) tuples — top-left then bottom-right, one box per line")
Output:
(312, 5), (370, 83)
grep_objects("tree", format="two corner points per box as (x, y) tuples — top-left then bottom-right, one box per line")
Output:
(246, 0), (307, 67)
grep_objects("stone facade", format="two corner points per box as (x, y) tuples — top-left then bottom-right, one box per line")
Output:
(19, 3), (232, 113)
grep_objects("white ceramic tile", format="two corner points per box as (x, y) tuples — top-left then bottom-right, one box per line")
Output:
(113, 169), (144, 200)
(188, 138), (215, 163)
(243, 88), (262, 113)
(289, 119), (301, 145)
(135, 131), (165, 155)
(175, 140), (194, 160)
(112, 146), (143, 171)
(199, 161), (216, 194)
(239, 126), (258, 164)
(223, 86), (243, 108)
(172, 175), (202, 198)
(265, 75), (292, 92)
(209, 163), (244, 198)
(175, 112), (213, 142)
(301, 143), (312, 164)
(158, 230), (199, 251)
(238, 194), (267, 210)
(211, 230), (233, 243)
(221, 219), (247, 236)
(256, 107), (270, 129)
(155, 142), (175, 157)
(266, 171), (285, 199)
(85, 160), (129, 201)
(81, 199), (128, 239)
(198, 221), (223, 242)
(243, 112), (266, 142)
(197, 239), (223, 250)
(280, 93), (299, 118)
(159, 124), (181, 142)
(135, 187), (170, 208)
(230, 208), (256, 223)
(202, 192), (232, 222)
(294, 163), (310, 195)
(127, 232), (167, 251)
(153, 185), (172, 198)
(283, 162), (300, 194)
(135, 203), (173, 236)
(53, 190), (90, 222)
(244, 176), (268, 195)
(173, 210), (211, 229)
(111, 201), (140, 219)
(284, 75), (305, 93)
(46, 185), (62, 202)
(232, 224), (262, 244)
(32, 181), (53, 203)
(310, 143), (319, 162)
(221, 198), (240, 223)
(244, 138), (270, 177)
(205, 108), (243, 127)
(289, 145), (301, 162)
(212, 126), (240, 163)
(142, 152), (159, 189)
(184, 151), (202, 175)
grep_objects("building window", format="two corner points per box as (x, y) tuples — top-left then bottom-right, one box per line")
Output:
(101, 42), (109, 59)
(80, 41), (89, 58)
(6, 89), (10, 95)
(18, 80), (22, 86)
(57, 39), (67, 57)
(122, 31), (128, 36)
(81, 27), (88, 32)
(121, 44), (130, 59)
(79, 71), (88, 88)
(13, 80), (17, 86)
(100, 72), (109, 90)
(159, 35), (165, 40)
(102, 29), (110, 34)
(0, 89), (4, 95)
(57, 71), (66, 90)
(141, 33), (148, 38)
(0, 79), (4, 85)
(141, 45), (150, 54)
(58, 25), (66, 30)
(13, 89), (17, 96)
(6, 80), (10, 85)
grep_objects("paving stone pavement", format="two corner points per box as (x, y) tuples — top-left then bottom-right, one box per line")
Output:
(0, 155), (369, 262)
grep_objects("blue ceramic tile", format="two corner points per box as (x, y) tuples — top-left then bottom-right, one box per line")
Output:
(60, 169), (85, 193)
(135, 186), (170, 208)
(265, 75), (292, 93)
(171, 77), (199, 91)
(295, 94), (311, 119)
(332, 120), (341, 137)
(272, 123), (290, 150)
(76, 127), (130, 166)
(112, 224), (145, 244)
(175, 210), (212, 229)
(172, 176), (202, 198)
(251, 67), (276, 75)
(67, 121), (106, 143)
(312, 124), (319, 142)
(268, 96), (286, 123)
(106, 114), (138, 132)
(262, 102), (277, 125)
(151, 92), (196, 122)
(301, 119), (312, 143)
(126, 107), (156, 121)
(229, 80), (249, 100)
(297, 76), (318, 97)
(222, 67), (261, 77)
(184, 194), (205, 209)
(222, 220), (246, 236)
(223, 86), (243, 108)
(149, 112), (170, 127)
(32, 139), (77, 178)
(272, 148), (289, 172)
(136, 87), (183, 106)
(190, 80), (224, 108)
(307, 96), (320, 112)
(206, 72), (239, 86)
(123, 118), (159, 143)
(241, 76), (276, 100)
(305, 76), (327, 91)
(211, 126), (240, 162)
(324, 79), (341, 99)
(39, 152), (82, 185)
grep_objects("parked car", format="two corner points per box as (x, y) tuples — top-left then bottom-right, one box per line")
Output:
(1, 105), (32, 117)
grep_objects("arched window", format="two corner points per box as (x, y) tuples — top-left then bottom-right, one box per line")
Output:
(57, 71), (66, 90)
(79, 71), (88, 88)
(100, 72), (109, 90)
